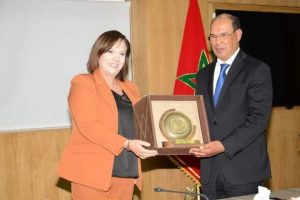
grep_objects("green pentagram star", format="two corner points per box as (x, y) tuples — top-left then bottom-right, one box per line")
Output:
(176, 50), (209, 90)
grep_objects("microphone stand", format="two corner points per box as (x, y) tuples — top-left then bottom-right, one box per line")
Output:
(154, 187), (209, 200)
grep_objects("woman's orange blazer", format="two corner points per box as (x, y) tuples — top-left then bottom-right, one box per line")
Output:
(57, 68), (142, 191)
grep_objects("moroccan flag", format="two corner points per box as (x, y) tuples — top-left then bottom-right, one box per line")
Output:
(171, 0), (209, 183)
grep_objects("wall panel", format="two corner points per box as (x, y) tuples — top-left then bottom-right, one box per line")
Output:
(131, 0), (300, 198)
(0, 128), (72, 200)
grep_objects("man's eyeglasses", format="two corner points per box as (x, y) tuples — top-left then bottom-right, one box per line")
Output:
(208, 30), (236, 42)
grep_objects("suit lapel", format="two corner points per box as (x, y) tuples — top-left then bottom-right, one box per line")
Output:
(216, 51), (247, 106)
(92, 69), (118, 118)
(208, 61), (216, 110)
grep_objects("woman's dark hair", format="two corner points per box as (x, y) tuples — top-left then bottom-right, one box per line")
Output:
(87, 30), (130, 81)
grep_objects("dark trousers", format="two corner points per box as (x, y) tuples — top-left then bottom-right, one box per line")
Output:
(201, 159), (262, 200)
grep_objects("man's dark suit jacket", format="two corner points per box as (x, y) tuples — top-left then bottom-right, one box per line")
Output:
(196, 50), (273, 185)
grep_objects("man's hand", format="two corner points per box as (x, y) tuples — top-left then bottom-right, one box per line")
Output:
(189, 141), (225, 157)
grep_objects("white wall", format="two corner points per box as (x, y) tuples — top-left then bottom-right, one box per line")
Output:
(0, 0), (131, 131)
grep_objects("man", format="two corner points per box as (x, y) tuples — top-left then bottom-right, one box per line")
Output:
(189, 13), (273, 199)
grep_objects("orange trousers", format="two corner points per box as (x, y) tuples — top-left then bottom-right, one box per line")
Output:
(71, 177), (135, 200)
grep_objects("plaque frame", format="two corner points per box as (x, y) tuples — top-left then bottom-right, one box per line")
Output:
(133, 95), (210, 155)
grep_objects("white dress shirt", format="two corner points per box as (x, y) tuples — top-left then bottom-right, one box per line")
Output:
(213, 48), (240, 95)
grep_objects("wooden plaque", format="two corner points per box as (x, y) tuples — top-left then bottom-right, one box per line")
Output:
(133, 95), (210, 155)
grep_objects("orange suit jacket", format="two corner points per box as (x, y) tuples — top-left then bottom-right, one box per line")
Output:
(57, 68), (142, 191)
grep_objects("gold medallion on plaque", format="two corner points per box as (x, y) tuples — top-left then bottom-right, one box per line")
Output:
(159, 109), (200, 147)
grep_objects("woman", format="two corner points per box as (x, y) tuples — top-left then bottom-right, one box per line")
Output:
(58, 30), (158, 200)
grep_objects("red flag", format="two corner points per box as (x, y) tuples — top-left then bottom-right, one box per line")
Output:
(171, 0), (209, 184)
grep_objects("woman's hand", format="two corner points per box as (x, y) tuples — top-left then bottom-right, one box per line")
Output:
(127, 140), (158, 159)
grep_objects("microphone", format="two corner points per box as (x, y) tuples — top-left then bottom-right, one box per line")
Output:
(154, 187), (209, 200)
